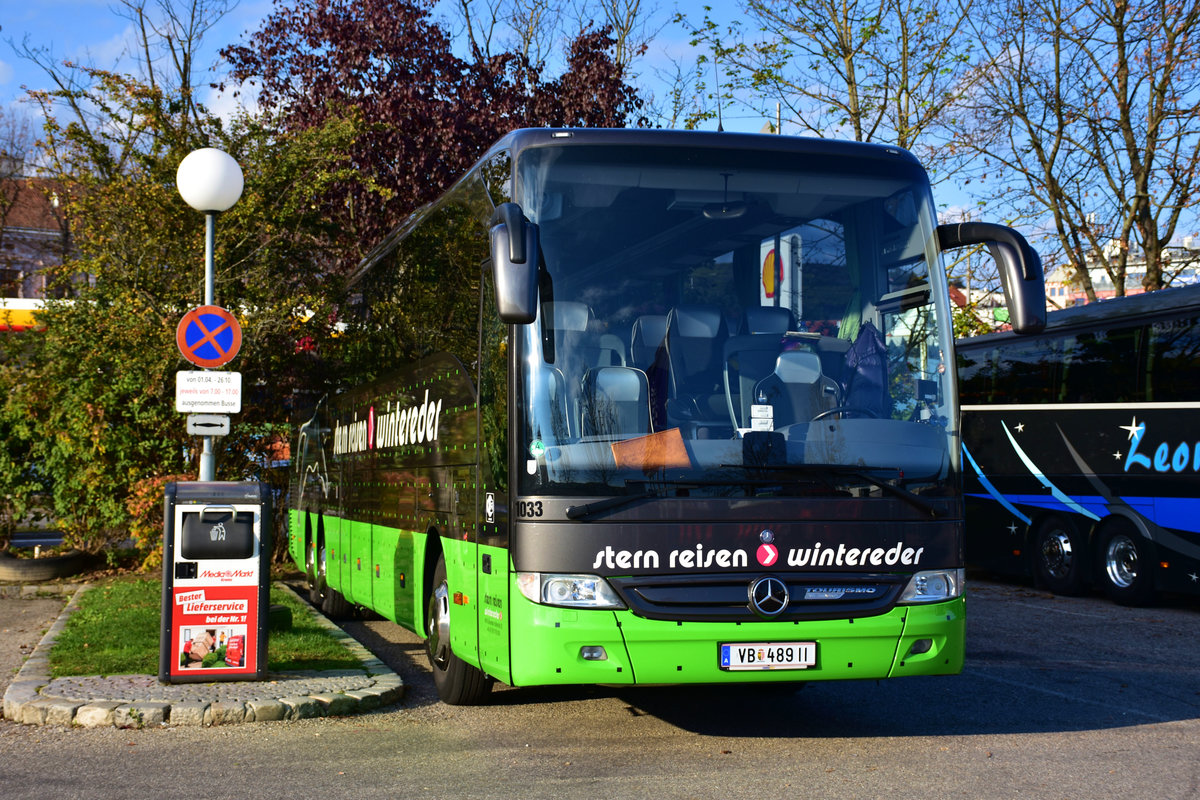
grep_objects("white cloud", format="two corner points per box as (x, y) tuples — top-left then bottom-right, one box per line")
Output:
(204, 75), (261, 123)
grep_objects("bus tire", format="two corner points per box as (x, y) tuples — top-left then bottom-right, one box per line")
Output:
(1097, 522), (1156, 606)
(1032, 515), (1087, 596)
(321, 585), (353, 619)
(311, 522), (352, 619)
(426, 553), (493, 705)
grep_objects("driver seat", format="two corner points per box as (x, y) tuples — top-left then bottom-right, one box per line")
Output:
(753, 351), (838, 427)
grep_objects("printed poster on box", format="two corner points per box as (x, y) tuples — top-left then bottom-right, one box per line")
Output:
(170, 584), (258, 677)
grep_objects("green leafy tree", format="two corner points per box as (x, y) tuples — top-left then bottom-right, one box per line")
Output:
(5, 52), (368, 558)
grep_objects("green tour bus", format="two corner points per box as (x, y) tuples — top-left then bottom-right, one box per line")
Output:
(289, 128), (1046, 703)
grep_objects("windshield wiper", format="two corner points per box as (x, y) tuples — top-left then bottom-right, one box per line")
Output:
(565, 492), (656, 521)
(564, 479), (704, 521)
(836, 467), (942, 518)
(725, 463), (943, 518)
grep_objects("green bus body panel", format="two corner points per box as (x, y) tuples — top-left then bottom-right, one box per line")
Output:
(301, 515), (428, 634)
(441, 535), (480, 666)
(350, 518), (373, 608)
(369, 525), (397, 621)
(476, 543), (512, 684)
(288, 509), (302, 566)
(407, 530), (428, 632)
(888, 600), (966, 677)
(370, 526), (409, 622)
(326, 514), (345, 591)
(506, 583), (964, 686)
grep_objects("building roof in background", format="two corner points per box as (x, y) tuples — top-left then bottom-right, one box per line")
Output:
(3, 178), (64, 232)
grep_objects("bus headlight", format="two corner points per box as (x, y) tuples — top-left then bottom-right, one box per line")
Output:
(516, 572), (626, 609)
(898, 569), (965, 604)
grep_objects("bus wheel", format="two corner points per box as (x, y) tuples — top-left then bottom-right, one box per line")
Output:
(1032, 516), (1086, 595)
(1097, 523), (1156, 606)
(313, 532), (352, 618)
(426, 554), (493, 705)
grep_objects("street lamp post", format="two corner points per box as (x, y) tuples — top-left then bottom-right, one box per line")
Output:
(176, 148), (243, 481)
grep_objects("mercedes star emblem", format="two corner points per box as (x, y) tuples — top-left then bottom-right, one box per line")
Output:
(748, 575), (789, 618)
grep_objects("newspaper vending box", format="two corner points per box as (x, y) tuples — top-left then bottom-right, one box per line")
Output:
(159, 481), (272, 683)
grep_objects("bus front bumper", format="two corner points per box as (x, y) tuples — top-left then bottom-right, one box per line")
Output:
(507, 598), (965, 686)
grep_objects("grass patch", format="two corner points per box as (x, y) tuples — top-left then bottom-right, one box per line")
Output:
(50, 579), (161, 677)
(48, 577), (361, 678)
(266, 585), (363, 672)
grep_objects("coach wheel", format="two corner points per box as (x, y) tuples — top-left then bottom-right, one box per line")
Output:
(425, 553), (493, 705)
(811, 406), (879, 421)
(1097, 522), (1156, 607)
(316, 539), (353, 618)
(310, 523), (351, 618)
(1032, 515), (1086, 596)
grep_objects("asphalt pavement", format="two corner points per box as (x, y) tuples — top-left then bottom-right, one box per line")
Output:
(0, 582), (405, 728)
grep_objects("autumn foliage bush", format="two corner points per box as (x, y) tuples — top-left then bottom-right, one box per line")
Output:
(125, 473), (195, 570)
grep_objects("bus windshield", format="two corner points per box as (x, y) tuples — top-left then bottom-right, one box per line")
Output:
(514, 142), (955, 498)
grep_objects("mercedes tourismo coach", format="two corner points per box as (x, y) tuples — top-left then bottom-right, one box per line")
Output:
(289, 128), (1046, 703)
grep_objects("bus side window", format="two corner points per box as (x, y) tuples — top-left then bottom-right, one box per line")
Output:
(1150, 315), (1200, 402)
(1064, 328), (1140, 403)
(991, 337), (1058, 403)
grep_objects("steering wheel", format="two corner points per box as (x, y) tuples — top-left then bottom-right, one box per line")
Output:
(811, 406), (879, 421)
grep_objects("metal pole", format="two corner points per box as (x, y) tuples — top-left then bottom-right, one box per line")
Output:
(199, 211), (216, 481)
(204, 212), (215, 306)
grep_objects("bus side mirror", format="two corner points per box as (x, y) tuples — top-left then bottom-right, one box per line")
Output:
(938, 222), (1046, 334)
(490, 202), (539, 324)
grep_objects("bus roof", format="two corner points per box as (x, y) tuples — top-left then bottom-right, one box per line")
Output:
(958, 282), (1200, 349)
(487, 127), (922, 167)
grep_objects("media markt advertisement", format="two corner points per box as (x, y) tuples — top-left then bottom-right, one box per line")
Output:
(160, 482), (272, 684)
(171, 585), (258, 674)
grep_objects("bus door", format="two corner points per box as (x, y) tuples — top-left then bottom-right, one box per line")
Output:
(473, 470), (511, 680)
(345, 459), (375, 608)
(435, 466), (481, 668)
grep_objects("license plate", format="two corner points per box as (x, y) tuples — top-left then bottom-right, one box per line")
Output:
(720, 642), (817, 671)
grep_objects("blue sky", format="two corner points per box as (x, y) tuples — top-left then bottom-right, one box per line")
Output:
(3, 0), (273, 117)
(1, 1), (754, 132)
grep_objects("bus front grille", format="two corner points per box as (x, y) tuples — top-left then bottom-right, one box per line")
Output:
(608, 573), (905, 622)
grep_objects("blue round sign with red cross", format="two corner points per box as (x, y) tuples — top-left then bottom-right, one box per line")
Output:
(176, 305), (242, 368)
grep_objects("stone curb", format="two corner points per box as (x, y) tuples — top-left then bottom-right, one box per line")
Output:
(2, 582), (405, 728)
(0, 582), (86, 599)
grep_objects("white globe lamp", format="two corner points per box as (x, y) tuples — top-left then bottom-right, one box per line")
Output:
(177, 148), (244, 212)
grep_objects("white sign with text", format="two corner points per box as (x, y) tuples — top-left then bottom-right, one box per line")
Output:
(176, 371), (242, 413)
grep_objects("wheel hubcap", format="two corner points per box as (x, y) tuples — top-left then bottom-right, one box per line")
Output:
(1041, 530), (1073, 579)
(428, 581), (451, 668)
(1105, 535), (1138, 589)
(315, 544), (328, 597)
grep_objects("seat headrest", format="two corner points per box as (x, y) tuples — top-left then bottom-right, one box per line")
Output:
(587, 366), (647, 401)
(743, 306), (793, 335)
(774, 350), (823, 384)
(631, 314), (668, 346)
(547, 301), (591, 332)
(669, 305), (724, 338)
